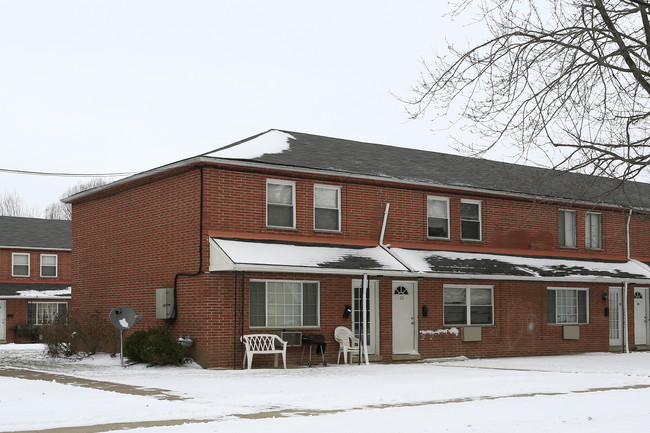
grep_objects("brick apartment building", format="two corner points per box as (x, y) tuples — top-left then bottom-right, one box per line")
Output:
(66, 130), (650, 368)
(0, 216), (72, 343)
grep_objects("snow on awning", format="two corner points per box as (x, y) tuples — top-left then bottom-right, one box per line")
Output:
(391, 248), (650, 282)
(209, 238), (411, 275)
(0, 283), (71, 299)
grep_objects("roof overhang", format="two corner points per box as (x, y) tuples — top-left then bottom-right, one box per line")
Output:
(0, 283), (72, 300)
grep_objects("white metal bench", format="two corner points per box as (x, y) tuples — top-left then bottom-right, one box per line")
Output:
(241, 334), (288, 369)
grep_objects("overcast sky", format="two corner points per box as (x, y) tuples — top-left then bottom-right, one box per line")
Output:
(1, 1), (487, 214)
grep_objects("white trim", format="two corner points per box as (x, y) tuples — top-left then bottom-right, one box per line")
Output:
(460, 199), (482, 241)
(266, 179), (297, 230)
(40, 254), (58, 278)
(12, 253), (30, 277)
(443, 284), (494, 326)
(427, 196), (450, 240)
(547, 287), (590, 325)
(0, 246), (70, 252)
(313, 184), (341, 232)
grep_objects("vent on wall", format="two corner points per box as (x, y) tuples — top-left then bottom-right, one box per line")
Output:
(276, 330), (302, 347)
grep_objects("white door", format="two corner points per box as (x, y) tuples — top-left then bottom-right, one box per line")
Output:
(0, 300), (6, 342)
(352, 279), (379, 355)
(634, 288), (649, 346)
(609, 287), (623, 347)
(392, 281), (417, 354)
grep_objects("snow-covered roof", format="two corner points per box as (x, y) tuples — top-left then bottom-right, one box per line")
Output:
(392, 248), (650, 282)
(201, 129), (650, 209)
(209, 237), (650, 282)
(209, 238), (411, 275)
(0, 283), (71, 299)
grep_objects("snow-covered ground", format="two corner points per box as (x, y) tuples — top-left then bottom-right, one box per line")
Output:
(2, 344), (650, 432)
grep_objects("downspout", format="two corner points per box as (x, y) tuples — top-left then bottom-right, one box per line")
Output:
(233, 271), (238, 369)
(379, 203), (390, 246)
(623, 209), (633, 353)
(172, 166), (205, 320)
(362, 273), (370, 365)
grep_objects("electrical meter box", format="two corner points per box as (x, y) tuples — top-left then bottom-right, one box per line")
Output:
(156, 288), (175, 319)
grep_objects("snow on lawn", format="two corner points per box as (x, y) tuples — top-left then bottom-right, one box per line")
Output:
(3, 344), (650, 432)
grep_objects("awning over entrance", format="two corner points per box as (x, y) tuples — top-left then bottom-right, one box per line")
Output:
(391, 248), (650, 282)
(209, 238), (411, 275)
(0, 283), (71, 299)
(209, 237), (650, 283)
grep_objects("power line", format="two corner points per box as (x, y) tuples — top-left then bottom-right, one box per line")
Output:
(0, 168), (135, 177)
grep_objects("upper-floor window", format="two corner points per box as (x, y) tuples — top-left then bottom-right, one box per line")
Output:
(585, 212), (602, 250)
(559, 209), (576, 248)
(267, 179), (296, 229)
(461, 199), (481, 241)
(547, 287), (588, 324)
(443, 285), (493, 326)
(41, 254), (58, 277)
(12, 253), (29, 277)
(314, 184), (341, 232)
(427, 196), (449, 239)
(250, 280), (320, 328)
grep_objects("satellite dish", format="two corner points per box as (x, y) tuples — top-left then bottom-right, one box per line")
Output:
(109, 306), (141, 330)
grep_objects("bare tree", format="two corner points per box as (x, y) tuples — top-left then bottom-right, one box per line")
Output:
(405, 0), (650, 180)
(44, 178), (110, 220)
(0, 192), (40, 217)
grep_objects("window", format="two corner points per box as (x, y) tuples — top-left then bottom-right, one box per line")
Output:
(585, 212), (602, 250)
(547, 288), (588, 324)
(28, 302), (68, 325)
(443, 285), (493, 325)
(12, 253), (29, 277)
(41, 254), (58, 277)
(267, 179), (296, 228)
(314, 185), (341, 231)
(427, 196), (449, 239)
(559, 210), (576, 248)
(461, 199), (481, 241)
(250, 280), (319, 328)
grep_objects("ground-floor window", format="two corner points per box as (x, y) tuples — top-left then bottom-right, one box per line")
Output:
(443, 285), (493, 325)
(547, 287), (589, 324)
(27, 302), (68, 325)
(249, 280), (319, 328)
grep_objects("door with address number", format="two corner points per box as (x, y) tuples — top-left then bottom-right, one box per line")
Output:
(392, 281), (418, 354)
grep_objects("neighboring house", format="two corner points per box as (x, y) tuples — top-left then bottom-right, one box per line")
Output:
(67, 130), (650, 368)
(0, 216), (71, 343)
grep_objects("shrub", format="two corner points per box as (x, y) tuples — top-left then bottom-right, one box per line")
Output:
(40, 310), (120, 358)
(124, 326), (188, 366)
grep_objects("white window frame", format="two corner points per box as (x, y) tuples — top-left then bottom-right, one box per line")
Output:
(12, 253), (30, 277)
(427, 196), (450, 239)
(249, 279), (320, 328)
(460, 199), (482, 241)
(547, 287), (589, 325)
(29, 302), (68, 325)
(585, 212), (602, 250)
(40, 254), (58, 278)
(443, 284), (494, 326)
(314, 184), (341, 232)
(266, 179), (296, 229)
(559, 209), (576, 248)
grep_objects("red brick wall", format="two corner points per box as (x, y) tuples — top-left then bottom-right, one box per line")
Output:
(69, 163), (643, 368)
(0, 248), (72, 282)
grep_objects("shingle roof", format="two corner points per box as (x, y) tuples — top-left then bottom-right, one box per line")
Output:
(0, 216), (71, 249)
(204, 130), (650, 209)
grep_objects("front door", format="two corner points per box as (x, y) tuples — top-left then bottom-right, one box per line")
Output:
(392, 281), (417, 354)
(609, 287), (623, 347)
(352, 279), (379, 355)
(0, 300), (6, 342)
(634, 288), (649, 346)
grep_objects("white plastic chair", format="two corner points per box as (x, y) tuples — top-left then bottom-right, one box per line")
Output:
(334, 326), (359, 364)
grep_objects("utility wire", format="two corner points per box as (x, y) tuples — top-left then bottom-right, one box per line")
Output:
(0, 168), (135, 177)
